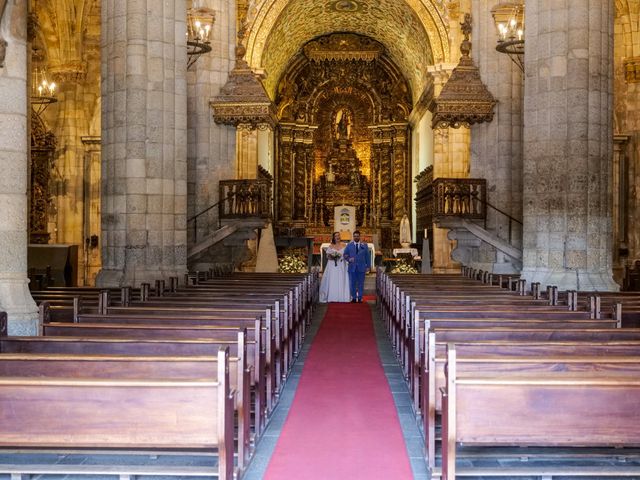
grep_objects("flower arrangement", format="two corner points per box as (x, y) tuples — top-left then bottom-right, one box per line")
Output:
(278, 249), (308, 273)
(327, 251), (342, 267)
(391, 258), (418, 274)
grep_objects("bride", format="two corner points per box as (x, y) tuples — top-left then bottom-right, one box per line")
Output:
(319, 232), (351, 303)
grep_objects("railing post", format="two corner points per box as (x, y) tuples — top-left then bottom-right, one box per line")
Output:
(508, 218), (512, 245)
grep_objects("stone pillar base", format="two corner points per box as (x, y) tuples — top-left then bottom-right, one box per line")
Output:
(521, 268), (620, 292)
(0, 273), (38, 336)
(96, 268), (188, 288)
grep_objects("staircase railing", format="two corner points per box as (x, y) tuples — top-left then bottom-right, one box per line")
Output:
(188, 179), (273, 244)
(416, 175), (523, 247)
(479, 198), (523, 245)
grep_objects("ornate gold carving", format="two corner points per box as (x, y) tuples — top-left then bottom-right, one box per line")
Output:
(30, 111), (57, 244)
(303, 33), (383, 63)
(415, 165), (434, 192)
(326, 0), (366, 13)
(243, 0), (450, 102)
(274, 33), (412, 247)
(429, 14), (496, 129)
(624, 57), (640, 83)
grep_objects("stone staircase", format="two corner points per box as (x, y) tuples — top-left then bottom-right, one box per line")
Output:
(187, 218), (269, 270)
(439, 217), (523, 274)
(414, 174), (523, 274)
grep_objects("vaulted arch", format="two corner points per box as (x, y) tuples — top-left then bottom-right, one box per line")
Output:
(244, 0), (450, 103)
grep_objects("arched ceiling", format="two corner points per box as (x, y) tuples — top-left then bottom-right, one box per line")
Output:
(244, 0), (451, 103)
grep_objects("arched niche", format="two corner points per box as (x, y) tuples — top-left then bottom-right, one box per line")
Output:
(274, 33), (413, 249)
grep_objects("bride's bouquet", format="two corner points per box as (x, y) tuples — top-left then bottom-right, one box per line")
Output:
(327, 251), (342, 267)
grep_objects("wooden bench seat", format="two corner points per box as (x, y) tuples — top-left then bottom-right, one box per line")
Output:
(0, 340), (253, 469)
(40, 320), (279, 416)
(439, 346), (640, 479)
(0, 348), (235, 480)
(422, 336), (640, 470)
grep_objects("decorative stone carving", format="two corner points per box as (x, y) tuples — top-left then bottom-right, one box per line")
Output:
(624, 57), (640, 83)
(211, 29), (276, 128)
(429, 14), (496, 129)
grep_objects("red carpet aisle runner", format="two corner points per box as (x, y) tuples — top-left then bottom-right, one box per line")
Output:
(264, 303), (413, 480)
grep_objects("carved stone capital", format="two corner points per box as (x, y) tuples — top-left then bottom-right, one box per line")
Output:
(624, 57), (640, 83)
(49, 62), (88, 84)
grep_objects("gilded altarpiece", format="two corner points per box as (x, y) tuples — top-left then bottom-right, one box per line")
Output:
(274, 34), (412, 249)
(30, 112), (56, 244)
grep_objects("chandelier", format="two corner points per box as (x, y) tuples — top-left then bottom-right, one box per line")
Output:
(187, 7), (215, 69)
(492, 2), (524, 72)
(30, 49), (57, 116)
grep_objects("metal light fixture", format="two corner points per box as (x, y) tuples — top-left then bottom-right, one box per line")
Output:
(187, 7), (215, 69)
(30, 49), (57, 116)
(492, 2), (524, 72)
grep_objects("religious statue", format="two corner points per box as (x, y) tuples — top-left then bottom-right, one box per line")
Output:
(334, 108), (351, 140)
(399, 214), (411, 248)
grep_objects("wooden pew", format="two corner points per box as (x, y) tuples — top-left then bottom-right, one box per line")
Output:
(0, 332), (252, 470)
(41, 320), (278, 418)
(0, 334), (266, 432)
(439, 345), (640, 479)
(0, 348), (236, 480)
(422, 332), (640, 471)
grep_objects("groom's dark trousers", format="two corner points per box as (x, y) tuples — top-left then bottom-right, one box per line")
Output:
(349, 270), (366, 302)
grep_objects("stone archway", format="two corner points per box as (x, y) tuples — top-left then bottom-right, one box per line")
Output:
(273, 33), (412, 249)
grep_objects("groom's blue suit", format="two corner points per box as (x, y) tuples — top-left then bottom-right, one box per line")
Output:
(343, 241), (371, 302)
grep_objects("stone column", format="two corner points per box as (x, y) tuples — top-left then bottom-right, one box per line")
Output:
(428, 64), (472, 273)
(470, 0), (523, 273)
(51, 67), (87, 285)
(410, 110), (434, 241)
(187, 0), (236, 247)
(0, 0), (38, 334)
(81, 135), (102, 285)
(522, 0), (618, 291)
(98, 0), (188, 287)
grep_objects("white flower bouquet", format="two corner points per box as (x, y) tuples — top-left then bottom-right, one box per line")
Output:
(391, 258), (418, 274)
(278, 250), (308, 273)
(327, 251), (342, 267)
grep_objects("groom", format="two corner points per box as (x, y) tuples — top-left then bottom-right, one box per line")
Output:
(343, 230), (371, 303)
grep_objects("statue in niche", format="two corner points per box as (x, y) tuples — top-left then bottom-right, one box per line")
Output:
(334, 108), (352, 141)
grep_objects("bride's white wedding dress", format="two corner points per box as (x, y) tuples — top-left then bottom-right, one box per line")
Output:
(319, 245), (351, 303)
